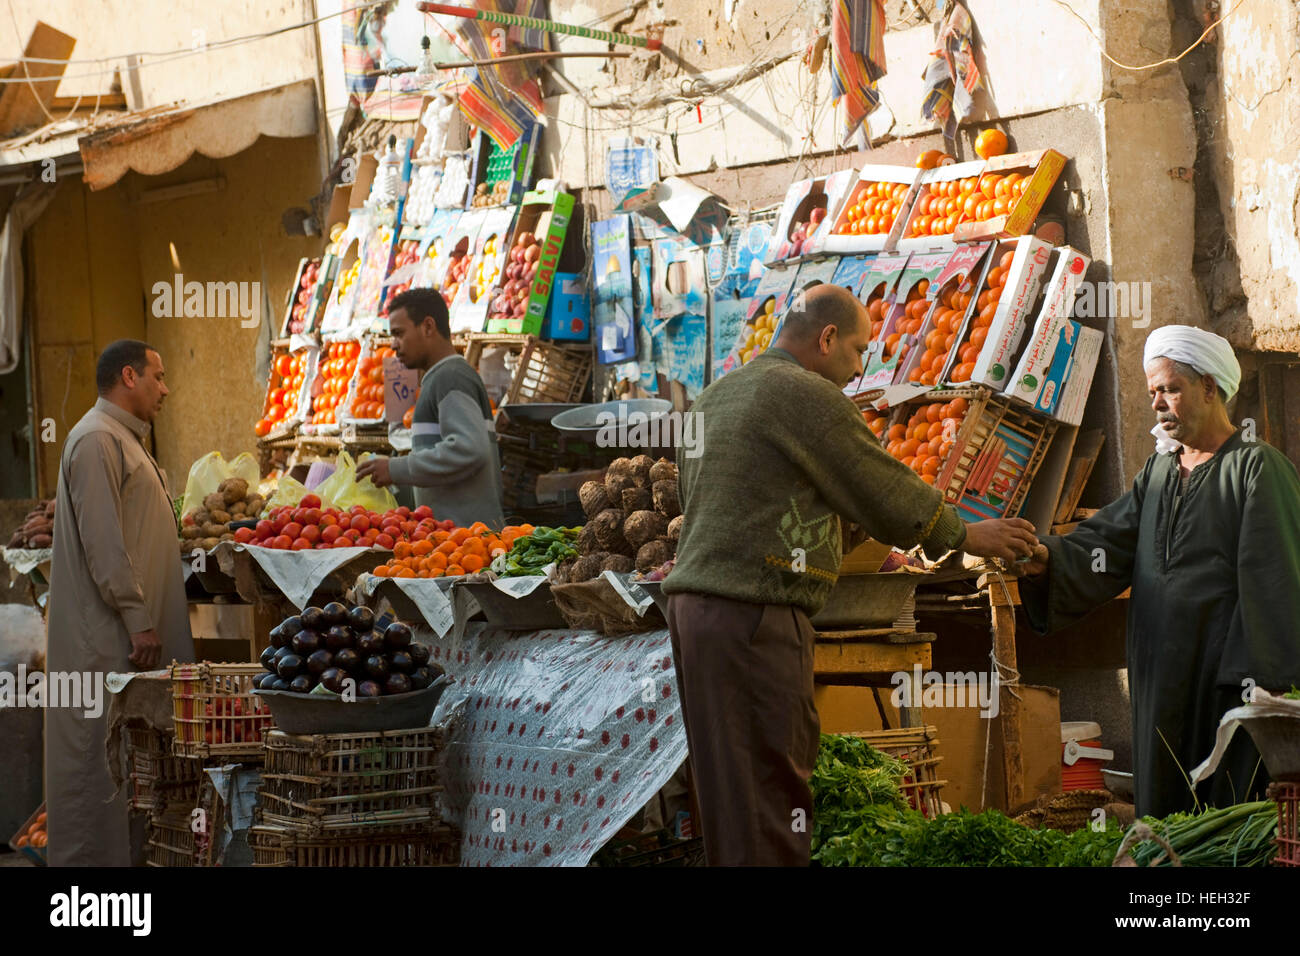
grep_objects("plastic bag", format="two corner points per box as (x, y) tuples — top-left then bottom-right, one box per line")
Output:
(313, 451), (398, 512)
(180, 451), (260, 516)
(263, 475), (311, 512)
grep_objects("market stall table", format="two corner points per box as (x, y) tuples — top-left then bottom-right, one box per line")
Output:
(813, 628), (935, 729)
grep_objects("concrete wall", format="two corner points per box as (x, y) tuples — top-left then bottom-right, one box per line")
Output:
(26, 135), (322, 495)
(5, 0), (319, 108)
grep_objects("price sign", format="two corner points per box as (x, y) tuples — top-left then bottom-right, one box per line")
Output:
(383, 355), (420, 424)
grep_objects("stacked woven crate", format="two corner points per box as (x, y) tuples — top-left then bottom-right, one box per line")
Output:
(250, 725), (459, 867)
(142, 663), (275, 866)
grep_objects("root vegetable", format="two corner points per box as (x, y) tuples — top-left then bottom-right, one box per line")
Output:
(601, 554), (634, 574)
(652, 479), (681, 519)
(203, 493), (226, 513)
(591, 509), (629, 553)
(628, 455), (654, 483)
(579, 480), (612, 518)
(649, 458), (678, 483)
(28, 534), (52, 548)
(577, 523), (601, 555)
(621, 486), (652, 513)
(219, 477), (249, 504)
(569, 553), (609, 582)
(605, 472), (636, 506)
(623, 510), (667, 551)
(635, 539), (674, 572)
(667, 514), (683, 542)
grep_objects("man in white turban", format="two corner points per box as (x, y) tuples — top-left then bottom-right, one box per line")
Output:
(1022, 324), (1300, 816)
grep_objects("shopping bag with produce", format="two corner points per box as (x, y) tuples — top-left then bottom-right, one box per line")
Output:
(313, 451), (399, 512)
(179, 451), (260, 516)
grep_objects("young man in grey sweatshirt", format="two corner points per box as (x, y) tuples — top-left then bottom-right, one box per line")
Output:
(356, 288), (505, 529)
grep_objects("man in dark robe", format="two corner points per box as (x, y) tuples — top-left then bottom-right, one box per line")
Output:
(1021, 325), (1300, 817)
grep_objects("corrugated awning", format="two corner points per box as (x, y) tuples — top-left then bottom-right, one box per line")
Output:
(78, 79), (317, 191)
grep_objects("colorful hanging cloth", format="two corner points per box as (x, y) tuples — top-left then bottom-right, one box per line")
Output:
(920, 1), (983, 152)
(828, 0), (887, 145)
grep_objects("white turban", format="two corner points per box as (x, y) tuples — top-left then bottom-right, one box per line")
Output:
(1143, 325), (1241, 453)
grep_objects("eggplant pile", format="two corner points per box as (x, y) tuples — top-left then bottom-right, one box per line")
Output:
(256, 602), (444, 697)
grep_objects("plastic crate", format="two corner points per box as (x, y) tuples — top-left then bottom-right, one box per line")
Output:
(256, 727), (447, 836)
(249, 824), (460, 867)
(125, 726), (203, 813)
(1269, 781), (1299, 867)
(171, 662), (275, 760)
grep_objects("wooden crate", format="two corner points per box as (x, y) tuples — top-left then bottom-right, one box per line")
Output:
(845, 726), (947, 818)
(125, 726), (203, 813)
(256, 727), (447, 836)
(463, 333), (593, 404)
(170, 662), (275, 760)
(249, 824), (460, 867)
(900, 387), (1057, 520)
(1270, 781), (1299, 867)
(144, 777), (225, 867)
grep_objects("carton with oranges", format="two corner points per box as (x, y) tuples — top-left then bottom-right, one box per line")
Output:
(861, 251), (947, 390)
(897, 160), (987, 250)
(256, 346), (316, 438)
(343, 341), (397, 425)
(880, 394), (972, 487)
(953, 149), (1067, 242)
(895, 242), (992, 389)
(824, 166), (921, 253)
(9, 803), (47, 865)
(307, 339), (362, 429)
(962, 236), (1054, 389)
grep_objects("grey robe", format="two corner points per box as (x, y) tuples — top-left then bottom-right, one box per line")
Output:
(1022, 431), (1300, 817)
(46, 398), (194, 866)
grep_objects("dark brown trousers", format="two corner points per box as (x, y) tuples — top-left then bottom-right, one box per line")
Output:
(665, 592), (820, 866)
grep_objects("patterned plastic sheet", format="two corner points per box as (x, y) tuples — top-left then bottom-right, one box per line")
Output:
(430, 623), (687, 866)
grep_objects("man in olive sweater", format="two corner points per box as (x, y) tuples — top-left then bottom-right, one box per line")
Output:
(662, 283), (1039, 866)
(357, 288), (505, 529)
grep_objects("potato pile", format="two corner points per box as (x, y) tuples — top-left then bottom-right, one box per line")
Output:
(178, 478), (265, 553)
(560, 455), (682, 583)
(7, 500), (54, 549)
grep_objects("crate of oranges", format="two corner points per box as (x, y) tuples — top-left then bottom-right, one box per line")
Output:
(898, 160), (987, 247)
(9, 803), (47, 865)
(370, 523), (533, 579)
(953, 149), (1066, 243)
(346, 342), (395, 424)
(825, 167), (921, 253)
(895, 242), (992, 388)
(256, 346), (315, 438)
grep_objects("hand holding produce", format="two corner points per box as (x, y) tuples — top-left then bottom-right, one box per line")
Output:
(7, 499), (54, 549)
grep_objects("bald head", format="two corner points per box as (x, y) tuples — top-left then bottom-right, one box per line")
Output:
(776, 283), (866, 344)
(771, 283), (874, 388)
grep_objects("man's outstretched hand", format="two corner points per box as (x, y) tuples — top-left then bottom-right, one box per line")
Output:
(1021, 543), (1050, 578)
(356, 456), (393, 487)
(962, 518), (1039, 565)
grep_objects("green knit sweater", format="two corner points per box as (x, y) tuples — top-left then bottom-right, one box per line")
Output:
(662, 348), (967, 616)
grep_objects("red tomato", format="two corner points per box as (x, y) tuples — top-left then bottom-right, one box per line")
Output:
(375, 532), (396, 549)
(351, 515), (371, 533)
(413, 506), (433, 520)
(411, 530), (428, 542)
(400, 521), (416, 536)
(292, 509), (307, 525)
(396, 506), (411, 518)
(350, 505), (367, 515)
(344, 529), (362, 542)
(301, 494), (322, 509)
(303, 508), (322, 525)
(283, 522), (303, 540)
(291, 537), (312, 551)
(321, 525), (341, 544)
(271, 534), (293, 550)
(272, 514), (289, 532)
(301, 525), (321, 543)
(234, 527), (255, 544)
(255, 520), (274, 537)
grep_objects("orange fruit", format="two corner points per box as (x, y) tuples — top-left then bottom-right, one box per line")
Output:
(429, 552), (448, 569)
(461, 554), (485, 572)
(916, 149), (945, 169)
(436, 540), (457, 555)
(446, 565), (465, 577)
(450, 528), (470, 545)
(412, 539), (433, 556)
(394, 542), (412, 559)
(396, 567), (416, 578)
(975, 129), (1008, 159)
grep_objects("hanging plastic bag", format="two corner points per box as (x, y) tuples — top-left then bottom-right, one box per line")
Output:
(313, 451), (398, 512)
(263, 475), (311, 512)
(180, 451), (261, 516)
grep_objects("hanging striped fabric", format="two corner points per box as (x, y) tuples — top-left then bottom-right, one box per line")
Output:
(445, 0), (551, 149)
(829, 0), (887, 144)
(342, 4), (386, 99)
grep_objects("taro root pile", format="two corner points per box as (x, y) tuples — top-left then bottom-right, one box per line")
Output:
(7, 499), (54, 549)
(558, 455), (681, 583)
(257, 602), (444, 698)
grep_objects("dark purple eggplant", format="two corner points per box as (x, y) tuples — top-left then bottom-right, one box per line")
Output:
(257, 671), (280, 689)
(358, 630), (386, 656)
(267, 624), (285, 650)
(408, 642), (430, 666)
(306, 649), (334, 675)
(279, 615), (303, 637)
(288, 674), (314, 694)
(324, 625), (354, 651)
(271, 677), (292, 691)
(292, 628), (321, 656)
(383, 621), (412, 651)
(333, 647), (361, 672)
(363, 655), (390, 680)
(385, 673), (412, 696)
(276, 653), (304, 679)
(388, 651), (414, 674)
(347, 606), (375, 631)
(319, 668), (346, 693)
(260, 644), (279, 671)
(426, 661), (446, 680)
(357, 680), (383, 699)
(321, 602), (349, 627)
(299, 607), (325, 631)
(408, 666), (433, 691)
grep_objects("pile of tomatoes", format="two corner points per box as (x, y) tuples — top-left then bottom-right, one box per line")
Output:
(234, 495), (458, 551)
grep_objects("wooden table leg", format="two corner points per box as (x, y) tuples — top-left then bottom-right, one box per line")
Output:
(979, 573), (1023, 811)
